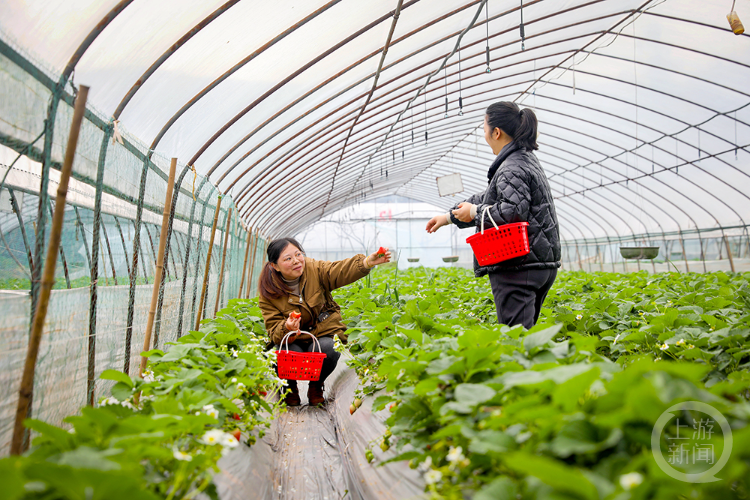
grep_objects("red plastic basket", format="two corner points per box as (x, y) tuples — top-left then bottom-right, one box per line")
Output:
(466, 207), (530, 266)
(277, 331), (327, 381)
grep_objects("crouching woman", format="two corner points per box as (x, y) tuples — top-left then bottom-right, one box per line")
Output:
(258, 238), (390, 406)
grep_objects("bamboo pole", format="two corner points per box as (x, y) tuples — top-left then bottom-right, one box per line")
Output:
(11, 86), (89, 455)
(214, 207), (233, 315)
(138, 157), (178, 377)
(195, 196), (222, 330)
(238, 227), (252, 298)
(246, 228), (260, 299)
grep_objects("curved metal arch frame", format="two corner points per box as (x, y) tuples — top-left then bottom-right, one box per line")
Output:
(236, 72), (748, 236)
(211, 0), (622, 190)
(11, 2), (747, 254)
(216, 6), (662, 200)
(251, 97), (718, 238)
(231, 39), (750, 225)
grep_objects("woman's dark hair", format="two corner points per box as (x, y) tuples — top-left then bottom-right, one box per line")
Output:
(485, 101), (539, 151)
(258, 238), (305, 300)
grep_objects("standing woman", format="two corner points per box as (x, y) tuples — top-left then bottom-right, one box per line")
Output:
(426, 102), (561, 328)
(258, 238), (391, 406)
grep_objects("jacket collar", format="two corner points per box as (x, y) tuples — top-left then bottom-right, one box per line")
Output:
(487, 140), (521, 182)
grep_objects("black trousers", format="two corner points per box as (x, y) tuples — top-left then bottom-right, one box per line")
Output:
(275, 336), (340, 388)
(488, 268), (557, 329)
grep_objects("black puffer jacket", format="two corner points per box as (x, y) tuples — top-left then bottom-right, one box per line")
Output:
(450, 141), (561, 277)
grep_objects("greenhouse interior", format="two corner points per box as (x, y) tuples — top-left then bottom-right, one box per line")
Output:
(0, 0), (749, 498)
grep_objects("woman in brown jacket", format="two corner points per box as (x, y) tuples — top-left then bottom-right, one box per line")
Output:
(258, 237), (391, 406)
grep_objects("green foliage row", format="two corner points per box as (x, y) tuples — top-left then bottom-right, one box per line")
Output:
(337, 268), (750, 500)
(1, 298), (281, 500)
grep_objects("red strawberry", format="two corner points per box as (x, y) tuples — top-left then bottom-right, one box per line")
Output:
(290, 311), (301, 319)
(376, 247), (387, 257)
(231, 429), (241, 441)
(233, 413), (241, 420)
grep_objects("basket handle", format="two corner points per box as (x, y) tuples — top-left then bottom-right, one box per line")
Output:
(280, 330), (322, 353)
(480, 206), (500, 234)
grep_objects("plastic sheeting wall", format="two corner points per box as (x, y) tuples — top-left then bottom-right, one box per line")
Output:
(0, 34), (267, 456)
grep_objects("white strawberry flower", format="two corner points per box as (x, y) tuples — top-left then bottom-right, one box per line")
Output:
(201, 429), (225, 446)
(100, 397), (119, 406)
(424, 469), (442, 485)
(676, 339), (686, 346)
(173, 449), (192, 461)
(417, 456), (433, 473)
(220, 433), (239, 448)
(446, 446), (464, 463)
(660, 343), (669, 351)
(576, 314), (583, 320)
(619, 472), (643, 490)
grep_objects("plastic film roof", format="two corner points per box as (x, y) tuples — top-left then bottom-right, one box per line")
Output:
(1, 0), (748, 240)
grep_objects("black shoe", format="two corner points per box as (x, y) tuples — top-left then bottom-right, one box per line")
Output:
(308, 382), (325, 406)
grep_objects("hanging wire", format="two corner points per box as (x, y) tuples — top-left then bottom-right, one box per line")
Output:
(411, 107), (415, 143)
(520, 0), (526, 51)
(485, 0), (492, 73)
(444, 65), (449, 118)
(458, 43), (464, 116)
(401, 116), (405, 160)
(736, 110), (739, 160)
(424, 92), (428, 143)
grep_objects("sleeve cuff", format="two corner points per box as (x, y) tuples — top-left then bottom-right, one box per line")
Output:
(356, 254), (372, 274)
(470, 204), (478, 219)
(445, 212), (453, 225)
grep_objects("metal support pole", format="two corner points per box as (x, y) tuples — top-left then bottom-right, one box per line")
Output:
(100, 220), (117, 285)
(12, 86), (88, 454)
(214, 207), (232, 314)
(195, 196), (223, 330)
(113, 216), (131, 278)
(247, 229), (260, 298)
(724, 233), (736, 273)
(238, 228), (252, 297)
(74, 207), (91, 269)
(679, 232), (690, 273)
(176, 176), (209, 337)
(8, 188), (34, 273)
(46, 201), (70, 289)
(190, 186), (215, 330)
(139, 158), (177, 376)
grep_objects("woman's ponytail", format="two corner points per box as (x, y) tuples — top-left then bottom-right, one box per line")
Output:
(485, 102), (539, 151)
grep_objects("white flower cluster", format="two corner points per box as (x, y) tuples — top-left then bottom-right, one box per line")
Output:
(100, 396), (136, 410)
(200, 429), (239, 455)
(418, 456), (443, 485)
(201, 404), (220, 419)
(229, 348), (239, 358)
(142, 370), (155, 383)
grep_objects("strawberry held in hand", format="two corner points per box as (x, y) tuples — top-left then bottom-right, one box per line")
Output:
(376, 246), (387, 257)
(290, 311), (301, 320)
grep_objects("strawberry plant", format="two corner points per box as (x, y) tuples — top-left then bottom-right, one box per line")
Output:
(1, 298), (283, 500)
(336, 268), (750, 499)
